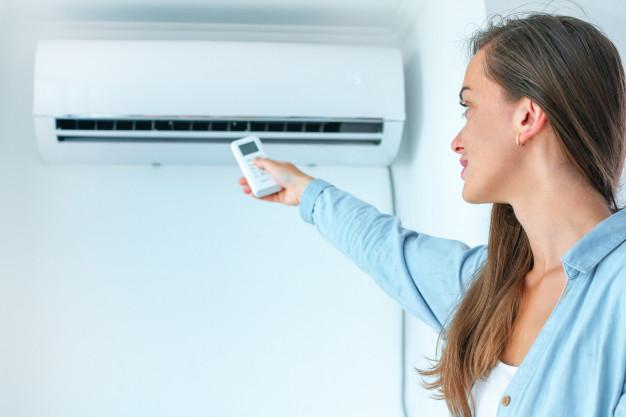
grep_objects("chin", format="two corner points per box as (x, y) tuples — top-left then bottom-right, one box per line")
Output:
(462, 184), (491, 204)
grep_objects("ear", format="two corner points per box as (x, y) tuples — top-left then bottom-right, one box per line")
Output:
(515, 98), (548, 145)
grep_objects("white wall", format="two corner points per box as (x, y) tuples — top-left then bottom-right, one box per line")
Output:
(390, 1), (491, 416)
(0, 12), (407, 417)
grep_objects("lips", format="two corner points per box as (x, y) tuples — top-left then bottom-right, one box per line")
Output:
(460, 158), (468, 168)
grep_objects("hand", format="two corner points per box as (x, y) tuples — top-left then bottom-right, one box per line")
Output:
(238, 157), (315, 206)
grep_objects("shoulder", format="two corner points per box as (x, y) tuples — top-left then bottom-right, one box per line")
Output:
(591, 239), (626, 305)
(597, 239), (626, 276)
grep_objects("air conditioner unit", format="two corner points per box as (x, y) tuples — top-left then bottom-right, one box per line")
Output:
(33, 40), (405, 165)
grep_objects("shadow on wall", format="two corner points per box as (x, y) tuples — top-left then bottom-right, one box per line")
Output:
(393, 49), (423, 169)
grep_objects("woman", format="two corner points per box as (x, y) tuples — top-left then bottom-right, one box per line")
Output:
(238, 13), (626, 417)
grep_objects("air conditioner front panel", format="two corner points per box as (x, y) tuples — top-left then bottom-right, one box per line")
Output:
(34, 40), (404, 120)
(33, 40), (405, 165)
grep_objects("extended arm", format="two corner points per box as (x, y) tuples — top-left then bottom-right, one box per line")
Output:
(300, 178), (487, 332)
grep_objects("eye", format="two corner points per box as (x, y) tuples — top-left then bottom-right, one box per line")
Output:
(459, 101), (469, 118)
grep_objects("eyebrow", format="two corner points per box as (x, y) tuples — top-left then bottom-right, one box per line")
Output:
(459, 86), (471, 103)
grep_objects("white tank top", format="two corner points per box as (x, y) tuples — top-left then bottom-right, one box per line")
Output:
(470, 360), (519, 417)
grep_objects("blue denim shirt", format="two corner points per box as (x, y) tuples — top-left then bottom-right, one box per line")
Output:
(299, 178), (626, 417)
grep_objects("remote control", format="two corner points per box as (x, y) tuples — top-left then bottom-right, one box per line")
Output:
(231, 135), (282, 198)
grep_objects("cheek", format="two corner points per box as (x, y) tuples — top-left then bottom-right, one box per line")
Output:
(462, 119), (519, 200)
(470, 138), (516, 180)
(465, 112), (515, 162)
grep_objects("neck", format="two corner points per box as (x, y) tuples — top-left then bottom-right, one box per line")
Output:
(509, 174), (611, 278)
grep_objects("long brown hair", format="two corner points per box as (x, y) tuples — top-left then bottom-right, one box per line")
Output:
(417, 13), (626, 417)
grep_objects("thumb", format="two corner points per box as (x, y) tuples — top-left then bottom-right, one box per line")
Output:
(254, 156), (285, 186)
(254, 156), (280, 172)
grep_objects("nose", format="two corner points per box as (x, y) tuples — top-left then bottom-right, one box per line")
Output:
(450, 131), (464, 155)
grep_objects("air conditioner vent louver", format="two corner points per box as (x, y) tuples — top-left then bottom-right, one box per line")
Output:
(53, 118), (385, 145)
(55, 118), (383, 134)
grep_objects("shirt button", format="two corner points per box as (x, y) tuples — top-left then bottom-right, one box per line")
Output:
(502, 395), (511, 407)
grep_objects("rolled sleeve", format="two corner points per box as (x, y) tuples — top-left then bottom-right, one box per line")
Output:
(299, 178), (333, 224)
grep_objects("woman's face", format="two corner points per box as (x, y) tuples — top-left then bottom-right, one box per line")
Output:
(450, 49), (523, 204)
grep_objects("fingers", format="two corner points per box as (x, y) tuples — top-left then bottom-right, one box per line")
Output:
(239, 176), (281, 203)
(245, 187), (279, 203)
(238, 176), (251, 194)
(258, 193), (279, 203)
(238, 164), (283, 203)
(240, 182), (271, 199)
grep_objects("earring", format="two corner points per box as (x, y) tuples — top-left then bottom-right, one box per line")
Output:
(515, 132), (524, 147)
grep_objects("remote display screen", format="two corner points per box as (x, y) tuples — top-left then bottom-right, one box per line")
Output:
(239, 141), (259, 156)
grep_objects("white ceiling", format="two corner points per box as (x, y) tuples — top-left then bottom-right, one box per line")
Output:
(3, 0), (409, 28)
(2, 1), (623, 54)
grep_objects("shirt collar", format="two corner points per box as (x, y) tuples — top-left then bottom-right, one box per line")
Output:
(561, 208), (626, 275)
